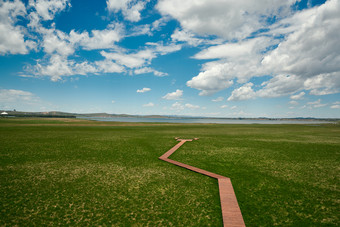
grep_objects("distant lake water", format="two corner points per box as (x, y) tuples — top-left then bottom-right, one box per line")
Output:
(79, 117), (334, 124)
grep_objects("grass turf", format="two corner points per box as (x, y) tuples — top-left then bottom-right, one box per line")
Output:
(0, 118), (339, 226)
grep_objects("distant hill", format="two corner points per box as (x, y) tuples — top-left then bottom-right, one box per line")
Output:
(0, 111), (76, 118)
(0, 110), (338, 122)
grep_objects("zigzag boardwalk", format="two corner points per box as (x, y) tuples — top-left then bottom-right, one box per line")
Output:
(159, 138), (245, 227)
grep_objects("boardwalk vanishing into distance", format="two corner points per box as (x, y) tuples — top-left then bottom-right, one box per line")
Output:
(159, 138), (245, 227)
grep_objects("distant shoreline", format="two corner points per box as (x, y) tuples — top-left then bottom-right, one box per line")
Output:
(79, 116), (337, 125)
(1, 110), (338, 123)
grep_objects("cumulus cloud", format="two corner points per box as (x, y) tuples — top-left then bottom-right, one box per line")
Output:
(29, 0), (71, 21)
(261, 0), (340, 96)
(171, 29), (203, 47)
(98, 42), (179, 76)
(143, 102), (154, 107)
(171, 28), (223, 47)
(170, 101), (184, 110)
(162, 89), (183, 100)
(41, 27), (75, 56)
(290, 92), (305, 100)
(0, 0), (35, 55)
(212, 97), (224, 102)
(307, 99), (327, 108)
(187, 37), (276, 95)
(193, 37), (271, 60)
(257, 75), (304, 98)
(185, 0), (340, 99)
(30, 54), (98, 81)
(157, 0), (294, 40)
(95, 59), (124, 74)
(185, 103), (200, 109)
(137, 87), (151, 93)
(228, 82), (256, 101)
(289, 100), (299, 106)
(27, 0), (71, 30)
(0, 89), (38, 103)
(106, 0), (149, 22)
(186, 60), (234, 96)
(303, 73), (340, 95)
(331, 102), (340, 109)
(220, 105), (228, 109)
(25, 32), (178, 80)
(134, 67), (167, 77)
(101, 50), (152, 68)
(79, 23), (124, 50)
(145, 42), (182, 55)
(0, 89), (55, 111)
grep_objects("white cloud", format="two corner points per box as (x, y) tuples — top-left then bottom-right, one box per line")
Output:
(101, 50), (151, 68)
(106, 0), (148, 22)
(95, 59), (124, 74)
(0, 0), (35, 55)
(228, 82), (256, 101)
(290, 92), (305, 100)
(38, 22), (123, 58)
(0, 89), (38, 103)
(29, 0), (71, 21)
(134, 67), (167, 77)
(185, 103), (200, 109)
(187, 37), (275, 96)
(231, 106), (237, 110)
(186, 0), (340, 99)
(171, 28), (223, 47)
(194, 37), (272, 60)
(145, 42), (182, 55)
(111, 100), (115, 103)
(143, 102), (154, 107)
(220, 105), (228, 109)
(307, 99), (327, 108)
(330, 104), (340, 109)
(79, 23), (124, 50)
(289, 100), (299, 106)
(26, 33), (177, 80)
(137, 87), (151, 93)
(162, 89), (183, 100)
(170, 102), (184, 110)
(157, 0), (294, 40)
(257, 75), (304, 98)
(27, 0), (71, 30)
(41, 28), (75, 56)
(128, 24), (151, 36)
(31, 54), (98, 81)
(0, 89), (44, 111)
(99, 42), (179, 75)
(212, 97), (224, 102)
(186, 61), (234, 96)
(261, 0), (340, 96)
(304, 73), (340, 95)
(171, 29), (202, 47)
(151, 16), (170, 31)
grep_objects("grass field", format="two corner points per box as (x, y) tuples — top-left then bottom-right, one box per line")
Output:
(0, 118), (339, 226)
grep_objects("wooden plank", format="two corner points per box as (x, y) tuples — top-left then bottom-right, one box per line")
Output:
(160, 139), (245, 227)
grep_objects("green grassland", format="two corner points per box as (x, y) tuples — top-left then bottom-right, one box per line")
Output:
(0, 118), (339, 226)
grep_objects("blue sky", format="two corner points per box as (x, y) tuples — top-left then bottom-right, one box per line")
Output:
(0, 0), (339, 118)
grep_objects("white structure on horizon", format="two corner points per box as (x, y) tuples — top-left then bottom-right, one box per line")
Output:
(1, 112), (8, 115)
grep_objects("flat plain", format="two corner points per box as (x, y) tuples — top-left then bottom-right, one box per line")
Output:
(0, 118), (339, 226)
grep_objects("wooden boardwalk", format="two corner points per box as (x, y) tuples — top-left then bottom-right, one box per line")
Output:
(159, 138), (245, 227)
